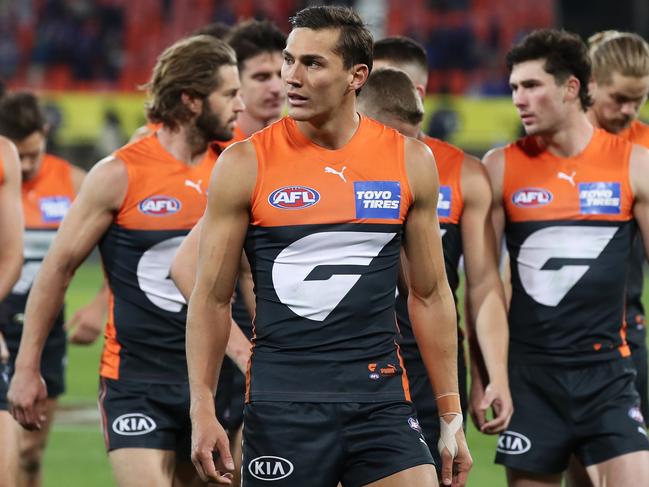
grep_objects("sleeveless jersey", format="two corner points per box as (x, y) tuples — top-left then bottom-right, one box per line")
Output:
(503, 129), (634, 365)
(2, 154), (75, 340)
(99, 135), (216, 383)
(619, 120), (649, 348)
(245, 115), (413, 402)
(395, 136), (465, 373)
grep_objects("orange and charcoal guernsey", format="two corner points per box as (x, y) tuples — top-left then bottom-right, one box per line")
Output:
(395, 136), (465, 373)
(619, 120), (649, 347)
(503, 129), (634, 365)
(5, 154), (76, 310)
(99, 135), (217, 382)
(244, 115), (414, 402)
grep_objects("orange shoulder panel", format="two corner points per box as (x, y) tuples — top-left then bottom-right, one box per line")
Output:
(114, 135), (215, 230)
(619, 120), (649, 149)
(22, 154), (76, 228)
(421, 135), (464, 224)
(503, 130), (634, 223)
(249, 116), (412, 227)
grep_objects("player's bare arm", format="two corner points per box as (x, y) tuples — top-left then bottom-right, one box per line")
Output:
(0, 137), (24, 301)
(460, 155), (512, 434)
(630, 144), (649, 255)
(171, 220), (252, 373)
(8, 156), (127, 430)
(186, 141), (257, 485)
(402, 138), (472, 487)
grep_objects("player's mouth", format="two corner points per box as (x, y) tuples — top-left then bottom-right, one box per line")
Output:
(520, 113), (535, 124)
(287, 92), (309, 106)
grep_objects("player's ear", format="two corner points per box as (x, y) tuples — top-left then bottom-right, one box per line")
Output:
(181, 92), (203, 115)
(564, 75), (581, 104)
(349, 64), (370, 94)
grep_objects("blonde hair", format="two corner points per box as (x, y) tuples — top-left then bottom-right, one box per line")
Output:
(589, 30), (649, 84)
(145, 35), (237, 129)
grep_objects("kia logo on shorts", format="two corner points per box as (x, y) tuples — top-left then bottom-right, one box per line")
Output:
(112, 413), (157, 436)
(497, 431), (532, 455)
(512, 188), (553, 208)
(138, 196), (181, 216)
(248, 456), (294, 481)
(268, 186), (320, 210)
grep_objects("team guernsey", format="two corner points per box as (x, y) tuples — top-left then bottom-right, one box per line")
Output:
(504, 129), (635, 364)
(98, 135), (216, 384)
(245, 115), (413, 403)
(395, 136), (464, 373)
(2, 154), (76, 398)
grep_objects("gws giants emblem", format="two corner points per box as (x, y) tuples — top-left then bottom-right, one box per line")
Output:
(138, 196), (181, 216)
(112, 413), (157, 436)
(269, 186), (320, 210)
(248, 456), (294, 481)
(497, 431), (532, 455)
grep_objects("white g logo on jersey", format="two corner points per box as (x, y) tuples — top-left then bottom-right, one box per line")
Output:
(517, 226), (618, 307)
(136, 236), (186, 312)
(272, 231), (396, 321)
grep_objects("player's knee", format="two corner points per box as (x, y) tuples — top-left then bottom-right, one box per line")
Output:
(19, 441), (45, 473)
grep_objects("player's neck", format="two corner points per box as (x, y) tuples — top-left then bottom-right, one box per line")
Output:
(157, 125), (208, 166)
(585, 109), (603, 130)
(538, 113), (595, 159)
(296, 105), (360, 150)
(236, 111), (277, 137)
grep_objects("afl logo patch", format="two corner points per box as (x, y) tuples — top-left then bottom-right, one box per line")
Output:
(512, 188), (553, 208)
(138, 196), (181, 216)
(268, 186), (320, 210)
(112, 413), (157, 436)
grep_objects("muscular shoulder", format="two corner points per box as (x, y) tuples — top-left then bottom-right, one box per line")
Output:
(80, 155), (129, 211)
(404, 136), (438, 202)
(209, 140), (258, 205)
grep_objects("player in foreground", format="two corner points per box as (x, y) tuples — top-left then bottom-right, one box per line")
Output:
(186, 5), (471, 486)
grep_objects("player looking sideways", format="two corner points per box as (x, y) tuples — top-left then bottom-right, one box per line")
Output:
(7, 35), (244, 487)
(484, 29), (649, 487)
(186, 6), (471, 487)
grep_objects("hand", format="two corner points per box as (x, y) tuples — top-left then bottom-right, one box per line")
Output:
(438, 414), (472, 487)
(191, 406), (235, 484)
(0, 331), (9, 364)
(65, 301), (105, 345)
(7, 367), (48, 431)
(477, 382), (513, 434)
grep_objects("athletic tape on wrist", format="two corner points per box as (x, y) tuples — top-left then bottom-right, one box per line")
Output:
(436, 393), (462, 416)
(438, 413), (463, 458)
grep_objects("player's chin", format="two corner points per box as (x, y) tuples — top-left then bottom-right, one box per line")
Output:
(286, 105), (312, 121)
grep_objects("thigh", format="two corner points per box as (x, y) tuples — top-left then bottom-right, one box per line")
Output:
(109, 448), (176, 487)
(0, 410), (18, 486)
(242, 402), (341, 487)
(496, 365), (574, 475)
(406, 369), (441, 466)
(630, 342), (648, 422)
(585, 450), (649, 487)
(98, 378), (191, 456)
(18, 397), (58, 455)
(362, 464), (437, 487)
(341, 402), (434, 487)
(506, 468), (562, 487)
(574, 360), (649, 467)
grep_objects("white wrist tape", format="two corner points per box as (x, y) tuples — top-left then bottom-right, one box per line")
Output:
(438, 413), (463, 458)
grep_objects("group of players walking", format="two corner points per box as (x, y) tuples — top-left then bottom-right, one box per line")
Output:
(0, 5), (647, 487)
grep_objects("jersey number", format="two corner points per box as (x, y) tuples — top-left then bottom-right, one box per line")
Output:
(137, 236), (186, 312)
(272, 231), (396, 322)
(517, 226), (618, 307)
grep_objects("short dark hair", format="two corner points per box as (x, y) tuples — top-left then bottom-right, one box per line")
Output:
(358, 68), (424, 125)
(227, 19), (286, 72)
(192, 22), (232, 40)
(506, 29), (592, 110)
(374, 36), (428, 72)
(290, 6), (373, 75)
(0, 91), (47, 140)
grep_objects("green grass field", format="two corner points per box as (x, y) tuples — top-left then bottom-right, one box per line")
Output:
(40, 262), (648, 486)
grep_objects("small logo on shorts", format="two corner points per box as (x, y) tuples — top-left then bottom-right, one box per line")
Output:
(248, 456), (294, 481)
(112, 413), (157, 436)
(408, 417), (422, 433)
(497, 431), (531, 455)
(629, 406), (645, 424)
